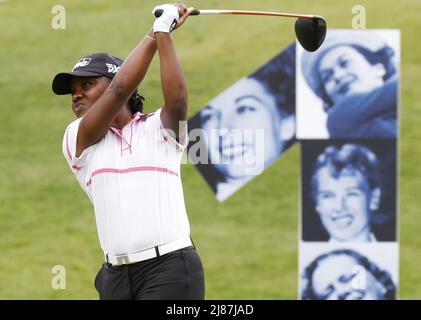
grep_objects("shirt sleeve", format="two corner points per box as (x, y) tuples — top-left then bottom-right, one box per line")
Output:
(145, 108), (189, 152)
(62, 118), (94, 173)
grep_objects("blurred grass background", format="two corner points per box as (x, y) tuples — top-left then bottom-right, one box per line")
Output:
(0, 0), (420, 299)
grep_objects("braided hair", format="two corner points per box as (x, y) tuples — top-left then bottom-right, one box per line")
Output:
(128, 90), (145, 114)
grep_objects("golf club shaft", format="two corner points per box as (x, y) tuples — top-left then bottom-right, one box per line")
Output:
(153, 8), (327, 52)
(190, 9), (318, 20)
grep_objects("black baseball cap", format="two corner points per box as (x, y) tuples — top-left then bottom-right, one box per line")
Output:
(52, 52), (123, 95)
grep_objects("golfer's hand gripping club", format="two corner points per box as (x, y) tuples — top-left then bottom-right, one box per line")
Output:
(152, 4), (180, 33)
(154, 8), (200, 18)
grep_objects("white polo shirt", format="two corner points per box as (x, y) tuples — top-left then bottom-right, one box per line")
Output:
(62, 108), (190, 255)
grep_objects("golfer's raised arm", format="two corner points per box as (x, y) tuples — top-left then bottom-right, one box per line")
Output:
(155, 4), (193, 138)
(76, 31), (157, 156)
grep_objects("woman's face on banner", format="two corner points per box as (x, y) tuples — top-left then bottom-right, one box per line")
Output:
(318, 45), (386, 105)
(311, 254), (386, 300)
(313, 167), (372, 241)
(200, 77), (284, 179)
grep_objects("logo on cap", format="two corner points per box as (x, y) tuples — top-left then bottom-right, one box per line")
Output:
(72, 58), (92, 71)
(106, 63), (120, 74)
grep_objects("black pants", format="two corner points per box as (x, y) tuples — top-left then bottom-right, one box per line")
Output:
(94, 246), (205, 300)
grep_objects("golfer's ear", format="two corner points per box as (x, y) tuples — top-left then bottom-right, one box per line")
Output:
(369, 187), (381, 211)
(279, 114), (295, 141)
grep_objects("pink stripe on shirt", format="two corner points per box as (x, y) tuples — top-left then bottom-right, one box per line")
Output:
(86, 166), (179, 187)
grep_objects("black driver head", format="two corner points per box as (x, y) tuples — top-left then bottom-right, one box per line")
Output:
(295, 16), (327, 52)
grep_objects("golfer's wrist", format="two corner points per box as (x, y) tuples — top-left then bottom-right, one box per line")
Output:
(145, 29), (156, 41)
(153, 20), (176, 34)
(154, 32), (171, 40)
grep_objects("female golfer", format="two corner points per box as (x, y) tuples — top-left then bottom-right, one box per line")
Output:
(52, 3), (205, 300)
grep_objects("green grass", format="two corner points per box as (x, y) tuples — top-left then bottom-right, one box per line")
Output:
(0, 0), (420, 299)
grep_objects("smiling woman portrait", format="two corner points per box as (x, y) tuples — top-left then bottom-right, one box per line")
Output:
(300, 30), (399, 138)
(301, 248), (396, 300)
(188, 44), (296, 202)
(301, 141), (397, 242)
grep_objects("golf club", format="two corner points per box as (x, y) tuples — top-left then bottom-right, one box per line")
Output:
(154, 9), (327, 52)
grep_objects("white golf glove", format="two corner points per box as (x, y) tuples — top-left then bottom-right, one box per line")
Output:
(152, 4), (180, 33)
